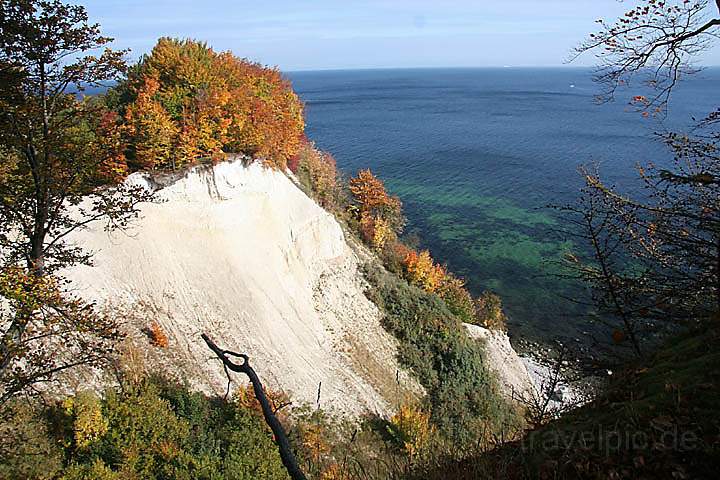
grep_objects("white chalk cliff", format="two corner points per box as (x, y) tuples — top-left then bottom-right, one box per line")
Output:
(63, 159), (534, 415)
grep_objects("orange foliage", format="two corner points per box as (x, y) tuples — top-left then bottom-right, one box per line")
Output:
(234, 384), (290, 421)
(391, 241), (412, 262)
(349, 169), (403, 248)
(123, 38), (304, 171)
(93, 110), (128, 183)
(148, 321), (169, 348)
(403, 249), (446, 293)
(349, 169), (392, 215)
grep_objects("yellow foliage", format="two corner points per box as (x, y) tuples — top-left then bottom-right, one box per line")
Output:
(388, 403), (433, 457)
(371, 216), (393, 251)
(403, 250), (446, 293)
(63, 393), (108, 449)
(124, 76), (178, 170)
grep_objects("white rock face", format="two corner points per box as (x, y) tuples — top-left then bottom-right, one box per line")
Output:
(464, 323), (535, 400)
(464, 324), (587, 412)
(62, 160), (418, 415)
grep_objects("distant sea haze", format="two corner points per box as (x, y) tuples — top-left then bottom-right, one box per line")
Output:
(289, 67), (720, 344)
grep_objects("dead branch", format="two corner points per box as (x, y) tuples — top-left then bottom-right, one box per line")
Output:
(201, 333), (307, 480)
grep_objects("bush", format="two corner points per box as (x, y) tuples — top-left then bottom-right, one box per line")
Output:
(474, 292), (507, 331)
(148, 321), (169, 348)
(349, 169), (405, 236)
(363, 264), (519, 447)
(436, 275), (476, 324)
(385, 403), (434, 457)
(0, 376), (289, 480)
(403, 250), (445, 293)
(294, 143), (340, 210)
(0, 401), (63, 479)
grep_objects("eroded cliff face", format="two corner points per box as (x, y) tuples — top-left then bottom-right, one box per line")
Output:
(61, 159), (540, 416)
(63, 160), (418, 415)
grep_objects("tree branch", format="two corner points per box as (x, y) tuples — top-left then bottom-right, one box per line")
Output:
(201, 333), (307, 480)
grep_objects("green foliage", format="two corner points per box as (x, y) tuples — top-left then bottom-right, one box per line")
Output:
(363, 264), (520, 448)
(61, 459), (120, 480)
(0, 401), (64, 480)
(0, 376), (288, 480)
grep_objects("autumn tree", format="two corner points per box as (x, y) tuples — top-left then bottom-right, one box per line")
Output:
(119, 38), (305, 171)
(349, 169), (404, 249)
(0, 0), (151, 405)
(566, 0), (720, 356)
(403, 250), (445, 293)
(123, 76), (178, 169)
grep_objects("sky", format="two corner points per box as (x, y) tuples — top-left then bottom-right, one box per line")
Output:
(80, 0), (720, 71)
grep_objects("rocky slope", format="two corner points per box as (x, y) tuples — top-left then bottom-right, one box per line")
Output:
(62, 159), (535, 416)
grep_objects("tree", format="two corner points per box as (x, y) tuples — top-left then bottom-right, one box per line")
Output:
(120, 38), (305, 171)
(123, 76), (178, 169)
(566, 0), (720, 356)
(0, 0), (151, 405)
(574, 0), (720, 111)
(349, 169), (404, 239)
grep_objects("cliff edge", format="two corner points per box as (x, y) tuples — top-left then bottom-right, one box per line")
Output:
(62, 159), (535, 416)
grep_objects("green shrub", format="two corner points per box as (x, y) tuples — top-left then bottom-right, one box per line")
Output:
(363, 264), (520, 447)
(61, 459), (120, 480)
(0, 376), (289, 480)
(0, 401), (64, 480)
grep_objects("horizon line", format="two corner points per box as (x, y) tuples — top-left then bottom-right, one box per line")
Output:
(285, 64), (720, 74)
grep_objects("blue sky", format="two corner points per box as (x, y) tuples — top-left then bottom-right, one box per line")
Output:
(80, 0), (720, 71)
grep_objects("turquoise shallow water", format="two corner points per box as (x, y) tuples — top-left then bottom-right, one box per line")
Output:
(288, 68), (719, 343)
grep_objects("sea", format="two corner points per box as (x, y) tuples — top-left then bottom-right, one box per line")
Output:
(288, 67), (720, 345)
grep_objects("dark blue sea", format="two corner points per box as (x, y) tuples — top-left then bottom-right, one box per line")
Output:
(288, 67), (719, 344)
